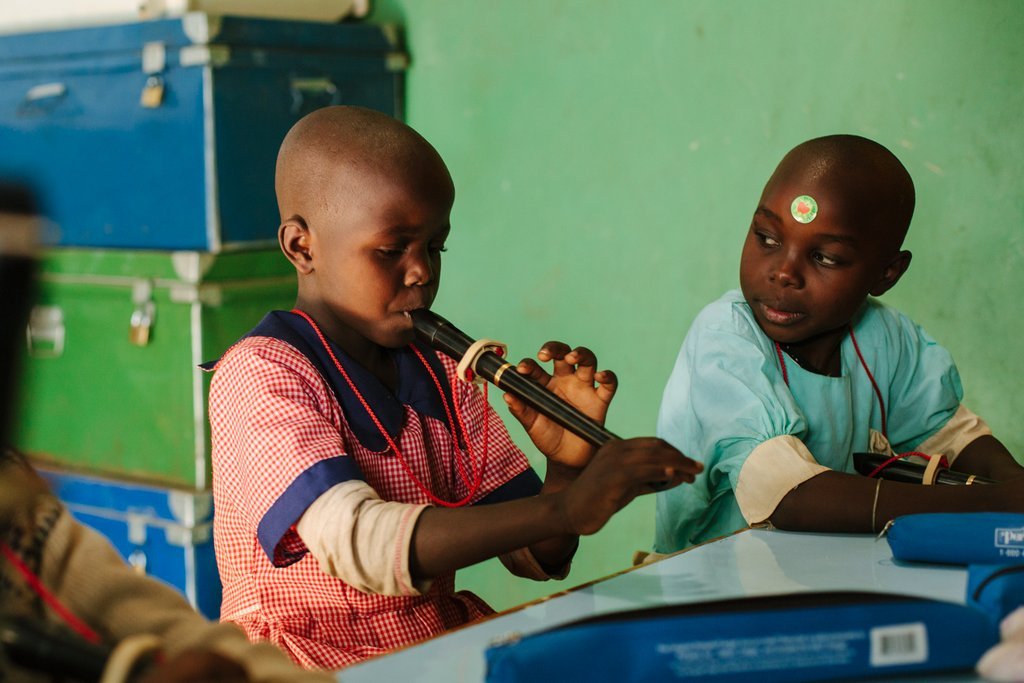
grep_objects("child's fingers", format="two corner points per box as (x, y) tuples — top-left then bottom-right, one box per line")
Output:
(566, 443), (701, 535)
(514, 358), (552, 387)
(624, 437), (703, 468)
(607, 439), (704, 485)
(672, 452), (703, 475)
(1001, 606), (1024, 641)
(537, 341), (576, 377)
(594, 369), (618, 402)
(536, 340), (572, 361)
(640, 464), (697, 493)
(566, 345), (598, 383)
(539, 342), (605, 384)
(596, 462), (695, 511)
(503, 393), (538, 428)
(639, 460), (698, 486)
(977, 640), (1024, 683)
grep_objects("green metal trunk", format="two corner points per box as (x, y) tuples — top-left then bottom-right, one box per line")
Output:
(14, 248), (296, 488)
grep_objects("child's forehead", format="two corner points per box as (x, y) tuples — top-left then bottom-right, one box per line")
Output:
(330, 153), (455, 215)
(762, 158), (883, 229)
(763, 153), (834, 197)
(761, 137), (913, 233)
(297, 138), (453, 220)
(761, 166), (847, 222)
(757, 176), (906, 258)
(315, 156), (454, 238)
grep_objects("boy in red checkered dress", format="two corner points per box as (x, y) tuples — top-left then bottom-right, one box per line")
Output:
(207, 106), (700, 671)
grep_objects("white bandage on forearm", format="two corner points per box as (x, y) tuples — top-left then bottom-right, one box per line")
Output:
(735, 435), (829, 524)
(915, 404), (992, 465)
(499, 547), (570, 582)
(296, 481), (430, 597)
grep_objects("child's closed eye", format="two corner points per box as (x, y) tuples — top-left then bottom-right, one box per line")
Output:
(812, 251), (842, 267)
(754, 229), (780, 248)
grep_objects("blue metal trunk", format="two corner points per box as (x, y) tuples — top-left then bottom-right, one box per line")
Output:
(0, 14), (405, 250)
(39, 465), (222, 620)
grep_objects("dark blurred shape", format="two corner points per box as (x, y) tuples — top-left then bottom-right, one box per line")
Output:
(0, 181), (38, 446)
(0, 615), (109, 682)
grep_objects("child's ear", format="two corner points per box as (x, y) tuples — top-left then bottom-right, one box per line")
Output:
(279, 215), (313, 274)
(870, 250), (912, 296)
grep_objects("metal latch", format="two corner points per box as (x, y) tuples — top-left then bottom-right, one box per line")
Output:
(129, 279), (156, 347)
(290, 77), (340, 114)
(26, 305), (65, 358)
(127, 512), (148, 575)
(140, 41), (166, 109)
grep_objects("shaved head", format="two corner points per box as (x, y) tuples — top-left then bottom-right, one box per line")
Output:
(764, 135), (915, 251)
(275, 106), (453, 229)
(274, 106), (455, 356)
(741, 134), (917, 353)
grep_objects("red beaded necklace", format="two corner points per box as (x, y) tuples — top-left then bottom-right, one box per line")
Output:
(293, 309), (487, 508)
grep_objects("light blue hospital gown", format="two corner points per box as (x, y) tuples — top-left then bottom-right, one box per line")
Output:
(654, 289), (963, 552)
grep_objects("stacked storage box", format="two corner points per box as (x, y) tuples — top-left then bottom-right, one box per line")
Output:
(0, 13), (405, 618)
(38, 465), (222, 620)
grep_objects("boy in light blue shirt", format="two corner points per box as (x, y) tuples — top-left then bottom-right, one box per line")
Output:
(655, 135), (1024, 552)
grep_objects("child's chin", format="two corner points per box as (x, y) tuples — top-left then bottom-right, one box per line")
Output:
(379, 328), (416, 348)
(752, 318), (788, 342)
(766, 329), (805, 345)
(754, 315), (809, 344)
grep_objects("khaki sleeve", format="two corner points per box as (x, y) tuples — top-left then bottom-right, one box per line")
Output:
(735, 435), (830, 524)
(915, 404), (992, 465)
(42, 506), (334, 682)
(296, 480), (431, 596)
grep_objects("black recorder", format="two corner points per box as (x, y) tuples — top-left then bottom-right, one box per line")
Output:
(853, 452), (995, 486)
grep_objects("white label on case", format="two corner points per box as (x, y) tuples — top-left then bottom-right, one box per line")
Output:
(870, 622), (928, 667)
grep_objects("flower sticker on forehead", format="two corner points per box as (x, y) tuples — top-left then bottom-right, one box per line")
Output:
(791, 195), (818, 224)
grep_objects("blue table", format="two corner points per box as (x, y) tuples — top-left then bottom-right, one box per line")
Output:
(340, 529), (983, 682)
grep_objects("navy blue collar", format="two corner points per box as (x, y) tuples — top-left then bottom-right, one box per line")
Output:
(234, 311), (459, 452)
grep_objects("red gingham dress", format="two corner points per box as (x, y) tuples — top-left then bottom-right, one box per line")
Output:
(208, 331), (533, 670)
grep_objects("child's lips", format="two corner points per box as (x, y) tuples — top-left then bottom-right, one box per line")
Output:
(760, 303), (806, 325)
(399, 304), (430, 322)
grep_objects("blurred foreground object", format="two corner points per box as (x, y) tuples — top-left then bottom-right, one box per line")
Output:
(0, 182), (38, 446)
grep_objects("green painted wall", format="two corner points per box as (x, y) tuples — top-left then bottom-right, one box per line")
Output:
(367, 0), (1024, 610)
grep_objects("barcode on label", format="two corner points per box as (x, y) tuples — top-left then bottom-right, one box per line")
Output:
(870, 622), (928, 666)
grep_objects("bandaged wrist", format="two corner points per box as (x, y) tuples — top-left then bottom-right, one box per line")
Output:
(296, 481), (429, 596)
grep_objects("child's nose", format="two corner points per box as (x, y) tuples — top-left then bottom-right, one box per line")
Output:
(404, 248), (435, 287)
(770, 252), (803, 288)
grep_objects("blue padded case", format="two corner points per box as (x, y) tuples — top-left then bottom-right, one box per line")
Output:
(484, 592), (997, 683)
(886, 512), (1024, 565)
(968, 564), (1024, 626)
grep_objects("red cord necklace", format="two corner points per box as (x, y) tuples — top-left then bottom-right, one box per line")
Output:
(0, 540), (102, 644)
(292, 310), (487, 508)
(774, 327), (945, 477)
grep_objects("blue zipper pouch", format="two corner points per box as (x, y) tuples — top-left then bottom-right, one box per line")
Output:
(968, 564), (1024, 626)
(885, 513), (1024, 565)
